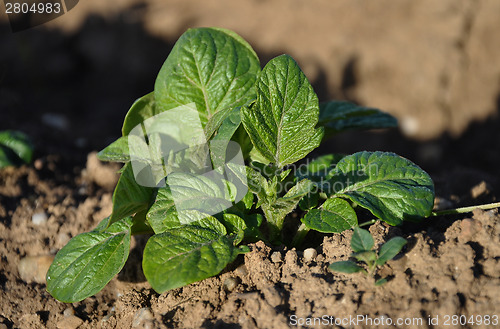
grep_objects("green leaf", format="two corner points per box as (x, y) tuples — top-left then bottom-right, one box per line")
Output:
(146, 172), (239, 233)
(319, 101), (397, 137)
(244, 165), (274, 207)
(219, 213), (263, 243)
(99, 93), (160, 162)
(328, 260), (364, 274)
(351, 227), (374, 252)
(241, 54), (323, 168)
(122, 92), (159, 136)
(110, 163), (155, 225)
(301, 198), (357, 233)
(261, 179), (315, 241)
(142, 219), (242, 293)
(375, 278), (388, 286)
(0, 130), (33, 167)
(210, 107), (242, 170)
(46, 217), (133, 303)
(97, 136), (131, 162)
(352, 250), (377, 264)
(154, 27), (260, 134)
(298, 191), (319, 211)
(376, 236), (407, 266)
(330, 151), (435, 225)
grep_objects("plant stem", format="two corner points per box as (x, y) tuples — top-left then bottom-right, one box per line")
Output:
(292, 223), (310, 247)
(358, 219), (377, 227)
(431, 202), (500, 216)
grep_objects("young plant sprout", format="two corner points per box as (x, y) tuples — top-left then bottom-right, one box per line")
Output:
(329, 227), (407, 286)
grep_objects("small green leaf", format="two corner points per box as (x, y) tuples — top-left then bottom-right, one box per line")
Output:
(330, 151), (435, 225)
(46, 217), (133, 303)
(244, 166), (273, 207)
(319, 101), (397, 137)
(376, 236), (407, 266)
(238, 190), (254, 210)
(210, 107), (242, 169)
(261, 179), (314, 226)
(241, 54), (323, 168)
(351, 227), (374, 252)
(0, 130), (34, 167)
(298, 191), (319, 211)
(218, 213), (263, 243)
(110, 163), (155, 225)
(142, 220), (241, 293)
(328, 260), (364, 274)
(301, 198), (357, 233)
(154, 27), (260, 130)
(122, 92), (159, 136)
(375, 278), (388, 286)
(352, 250), (377, 264)
(261, 179), (314, 242)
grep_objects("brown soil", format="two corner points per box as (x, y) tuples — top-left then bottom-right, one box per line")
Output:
(1, 1), (500, 328)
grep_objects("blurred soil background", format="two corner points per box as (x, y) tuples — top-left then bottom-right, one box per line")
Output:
(1, 0), (500, 328)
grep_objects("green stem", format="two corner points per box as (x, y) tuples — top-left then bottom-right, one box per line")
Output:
(431, 202), (500, 216)
(292, 223), (310, 247)
(359, 219), (377, 227)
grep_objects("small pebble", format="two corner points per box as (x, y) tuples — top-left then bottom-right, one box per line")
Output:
(57, 232), (71, 246)
(32, 212), (48, 225)
(63, 307), (75, 317)
(34, 159), (43, 170)
(42, 113), (70, 131)
(223, 277), (239, 292)
(132, 307), (154, 328)
(18, 255), (55, 283)
(56, 315), (83, 329)
(235, 264), (248, 277)
(270, 251), (282, 263)
(303, 248), (317, 262)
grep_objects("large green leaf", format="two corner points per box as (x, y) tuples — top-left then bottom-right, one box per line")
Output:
(154, 27), (260, 138)
(110, 163), (156, 225)
(241, 55), (323, 168)
(0, 130), (33, 167)
(142, 218), (242, 293)
(330, 151), (435, 225)
(46, 217), (132, 303)
(319, 101), (397, 137)
(301, 198), (357, 233)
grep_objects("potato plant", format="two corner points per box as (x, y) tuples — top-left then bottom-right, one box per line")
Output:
(46, 27), (435, 303)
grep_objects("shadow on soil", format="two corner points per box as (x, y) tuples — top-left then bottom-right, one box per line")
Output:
(1, 4), (499, 327)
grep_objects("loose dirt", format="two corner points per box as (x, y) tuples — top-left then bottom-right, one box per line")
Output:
(1, 155), (499, 329)
(1, 1), (500, 328)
